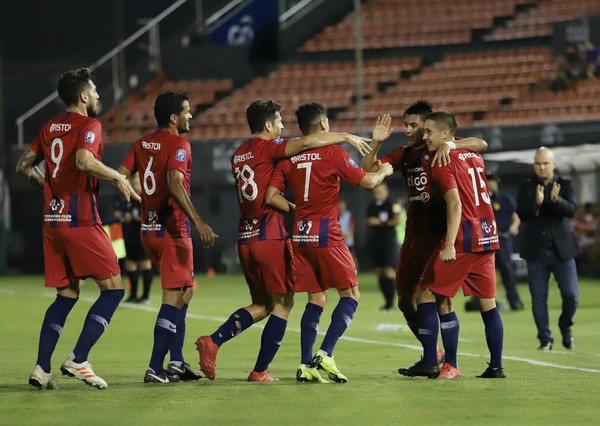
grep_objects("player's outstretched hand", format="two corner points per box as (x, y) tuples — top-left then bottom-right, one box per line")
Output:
(372, 114), (393, 143)
(345, 134), (372, 156)
(196, 223), (219, 248)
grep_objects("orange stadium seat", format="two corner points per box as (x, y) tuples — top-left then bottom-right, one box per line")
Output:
(100, 0), (600, 140)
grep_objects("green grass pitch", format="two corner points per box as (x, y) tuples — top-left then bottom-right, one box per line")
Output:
(0, 273), (599, 425)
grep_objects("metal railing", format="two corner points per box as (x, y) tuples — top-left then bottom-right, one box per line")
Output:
(14, 0), (330, 147)
(14, 0), (190, 147)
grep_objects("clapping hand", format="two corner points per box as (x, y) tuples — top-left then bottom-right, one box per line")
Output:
(535, 184), (545, 206)
(550, 182), (561, 203)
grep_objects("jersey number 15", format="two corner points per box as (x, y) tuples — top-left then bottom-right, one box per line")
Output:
(467, 167), (491, 206)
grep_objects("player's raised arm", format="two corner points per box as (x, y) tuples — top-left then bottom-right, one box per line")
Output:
(167, 169), (218, 247)
(16, 148), (45, 191)
(362, 114), (393, 171)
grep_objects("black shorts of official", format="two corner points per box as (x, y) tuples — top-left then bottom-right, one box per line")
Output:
(124, 237), (149, 261)
(370, 237), (399, 268)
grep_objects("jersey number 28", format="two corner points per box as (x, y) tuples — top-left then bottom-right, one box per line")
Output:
(235, 164), (258, 202)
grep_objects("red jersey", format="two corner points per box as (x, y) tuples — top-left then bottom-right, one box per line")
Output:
(270, 145), (367, 248)
(30, 112), (103, 228)
(431, 150), (499, 253)
(381, 145), (446, 240)
(121, 129), (192, 238)
(231, 137), (290, 244)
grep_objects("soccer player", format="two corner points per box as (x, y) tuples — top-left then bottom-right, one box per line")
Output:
(195, 99), (372, 382)
(267, 102), (393, 383)
(361, 101), (487, 367)
(399, 111), (505, 379)
(119, 90), (217, 383)
(16, 68), (139, 390)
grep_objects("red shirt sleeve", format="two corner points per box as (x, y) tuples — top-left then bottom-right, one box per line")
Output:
(267, 138), (289, 162)
(332, 147), (367, 186)
(431, 160), (458, 195)
(77, 119), (102, 157)
(167, 139), (191, 173)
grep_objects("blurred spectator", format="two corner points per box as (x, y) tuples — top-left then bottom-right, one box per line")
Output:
(530, 70), (568, 95)
(583, 41), (600, 79)
(531, 44), (591, 95)
(556, 45), (587, 86)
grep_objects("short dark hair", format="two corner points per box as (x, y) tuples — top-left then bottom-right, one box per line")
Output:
(425, 110), (457, 134)
(246, 100), (282, 134)
(154, 91), (189, 128)
(57, 68), (92, 107)
(296, 102), (326, 136)
(403, 100), (433, 122)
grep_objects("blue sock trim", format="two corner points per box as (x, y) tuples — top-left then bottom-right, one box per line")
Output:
(417, 302), (439, 364)
(439, 311), (459, 367)
(170, 304), (188, 363)
(320, 297), (358, 356)
(72, 289), (124, 363)
(149, 304), (179, 373)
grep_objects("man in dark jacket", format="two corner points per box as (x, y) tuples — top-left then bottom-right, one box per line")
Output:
(517, 147), (580, 351)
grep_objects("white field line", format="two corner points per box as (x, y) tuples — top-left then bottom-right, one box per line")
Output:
(39, 293), (600, 374)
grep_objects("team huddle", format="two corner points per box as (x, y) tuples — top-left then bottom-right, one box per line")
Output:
(17, 67), (505, 390)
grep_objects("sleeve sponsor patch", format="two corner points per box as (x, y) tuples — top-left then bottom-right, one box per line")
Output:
(348, 158), (359, 168)
(84, 131), (96, 144)
(176, 148), (187, 162)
